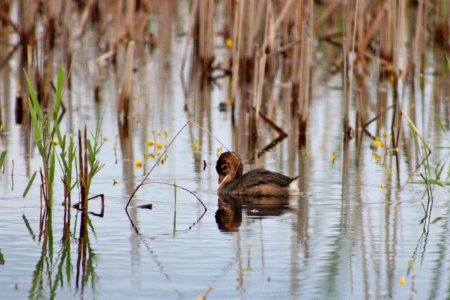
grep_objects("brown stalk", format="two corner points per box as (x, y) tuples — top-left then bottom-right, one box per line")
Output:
(411, 0), (424, 76)
(297, 0), (314, 147)
(118, 40), (135, 123)
(230, 0), (243, 104)
(251, 3), (272, 145)
(314, 0), (340, 31)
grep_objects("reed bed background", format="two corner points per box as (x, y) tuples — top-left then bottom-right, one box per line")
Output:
(1, 0), (448, 160)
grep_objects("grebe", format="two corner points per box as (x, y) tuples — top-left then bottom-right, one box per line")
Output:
(216, 152), (299, 196)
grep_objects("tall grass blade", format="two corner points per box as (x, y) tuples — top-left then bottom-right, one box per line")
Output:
(23, 171), (37, 198)
(0, 249), (4, 265)
(0, 151), (6, 169)
(54, 66), (64, 120)
(24, 71), (43, 121)
(435, 114), (447, 137)
(22, 214), (36, 240)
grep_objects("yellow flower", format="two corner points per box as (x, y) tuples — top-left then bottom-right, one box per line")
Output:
(331, 152), (336, 163)
(225, 38), (233, 49)
(135, 159), (142, 169)
(156, 142), (163, 150)
(373, 154), (381, 161)
(52, 139), (59, 146)
(156, 131), (162, 136)
(373, 138), (385, 148)
(192, 142), (199, 153)
(161, 154), (168, 164)
(147, 139), (154, 147)
(400, 277), (406, 286)
(197, 297), (205, 300)
(380, 183), (385, 189)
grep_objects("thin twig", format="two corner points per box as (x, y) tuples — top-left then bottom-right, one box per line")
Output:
(144, 180), (207, 210)
(259, 111), (288, 137)
(126, 121), (191, 209)
(362, 104), (394, 129)
(10, 159), (14, 191)
(126, 119), (230, 210)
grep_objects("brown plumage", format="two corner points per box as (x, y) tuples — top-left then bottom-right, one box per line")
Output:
(216, 151), (299, 196)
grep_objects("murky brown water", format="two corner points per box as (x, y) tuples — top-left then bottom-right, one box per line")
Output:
(1, 1), (450, 300)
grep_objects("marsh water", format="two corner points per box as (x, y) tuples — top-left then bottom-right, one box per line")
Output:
(2, 2), (450, 300)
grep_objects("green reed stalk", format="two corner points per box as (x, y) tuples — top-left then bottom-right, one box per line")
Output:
(25, 70), (58, 208)
(0, 151), (6, 170)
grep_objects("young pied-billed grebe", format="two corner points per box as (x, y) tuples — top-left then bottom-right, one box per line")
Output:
(216, 152), (299, 196)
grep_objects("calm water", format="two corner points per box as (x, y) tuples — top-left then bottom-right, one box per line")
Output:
(2, 6), (450, 300)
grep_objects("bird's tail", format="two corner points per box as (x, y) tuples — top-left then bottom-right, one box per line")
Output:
(289, 177), (300, 195)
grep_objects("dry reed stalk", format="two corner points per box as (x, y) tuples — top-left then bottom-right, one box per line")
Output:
(380, 1), (393, 61)
(314, 0), (340, 31)
(118, 41), (135, 123)
(125, 0), (136, 37)
(0, 0), (11, 29)
(44, 0), (61, 49)
(125, 0), (151, 45)
(297, 0), (314, 147)
(342, 0), (359, 140)
(290, 0), (302, 121)
(359, 6), (384, 52)
(230, 0), (244, 104)
(17, 0), (36, 117)
(198, 0), (214, 80)
(251, 3), (272, 146)
(391, 0), (407, 148)
(239, 0), (259, 84)
(180, 0), (199, 99)
(76, 0), (94, 38)
(410, 0), (424, 77)
(62, 1), (73, 89)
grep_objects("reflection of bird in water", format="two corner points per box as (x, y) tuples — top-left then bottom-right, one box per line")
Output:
(215, 194), (292, 232)
(216, 152), (299, 196)
(215, 196), (242, 232)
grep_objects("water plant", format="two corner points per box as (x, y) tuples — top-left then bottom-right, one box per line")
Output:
(0, 150), (6, 171)
(24, 68), (64, 208)
(24, 66), (104, 217)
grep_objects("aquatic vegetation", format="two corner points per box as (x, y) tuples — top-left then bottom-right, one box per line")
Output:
(147, 138), (154, 147)
(331, 152), (336, 163)
(0, 151), (6, 171)
(24, 69), (62, 208)
(24, 67), (104, 216)
(135, 159), (142, 169)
